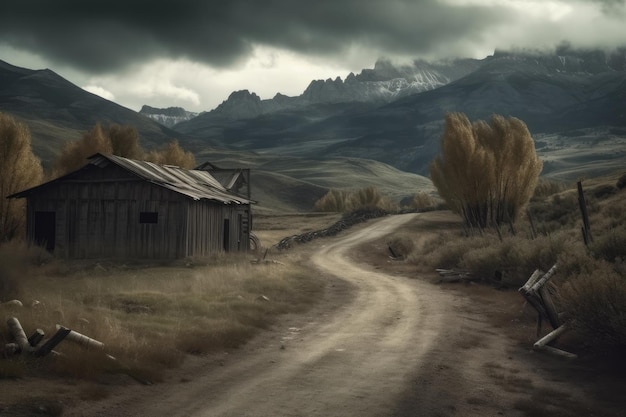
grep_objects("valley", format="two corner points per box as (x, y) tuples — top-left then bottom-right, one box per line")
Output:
(1, 47), (625, 212)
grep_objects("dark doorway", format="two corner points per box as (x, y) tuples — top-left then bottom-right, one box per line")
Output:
(223, 219), (230, 252)
(34, 211), (56, 252)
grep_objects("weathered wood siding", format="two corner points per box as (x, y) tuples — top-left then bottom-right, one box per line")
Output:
(26, 181), (188, 259)
(186, 202), (250, 257)
(23, 163), (250, 259)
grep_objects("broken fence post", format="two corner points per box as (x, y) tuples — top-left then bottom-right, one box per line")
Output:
(533, 324), (577, 359)
(530, 263), (559, 293)
(519, 264), (561, 334)
(28, 329), (45, 347)
(577, 181), (593, 245)
(7, 317), (32, 353)
(55, 324), (105, 350)
(35, 326), (71, 357)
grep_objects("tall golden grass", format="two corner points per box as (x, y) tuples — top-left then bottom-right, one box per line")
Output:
(0, 251), (322, 382)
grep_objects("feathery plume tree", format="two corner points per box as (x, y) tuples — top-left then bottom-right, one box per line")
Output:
(0, 113), (44, 241)
(429, 112), (542, 229)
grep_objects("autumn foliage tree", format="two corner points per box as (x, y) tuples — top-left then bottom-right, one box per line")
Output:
(0, 112), (44, 241)
(145, 140), (196, 169)
(51, 123), (196, 175)
(52, 123), (113, 177)
(429, 113), (542, 230)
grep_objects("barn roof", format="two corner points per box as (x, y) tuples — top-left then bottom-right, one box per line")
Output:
(9, 153), (254, 205)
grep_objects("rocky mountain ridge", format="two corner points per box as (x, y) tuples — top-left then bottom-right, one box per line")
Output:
(174, 46), (625, 128)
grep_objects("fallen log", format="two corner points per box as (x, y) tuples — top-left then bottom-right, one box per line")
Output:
(530, 263), (558, 293)
(56, 325), (105, 350)
(7, 317), (32, 353)
(35, 327), (71, 357)
(533, 324), (577, 359)
(28, 329), (45, 347)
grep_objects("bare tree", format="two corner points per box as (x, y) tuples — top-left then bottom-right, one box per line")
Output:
(0, 113), (44, 241)
(430, 113), (542, 230)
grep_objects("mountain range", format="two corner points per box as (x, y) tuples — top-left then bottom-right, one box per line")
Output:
(171, 46), (626, 177)
(1, 46), (625, 212)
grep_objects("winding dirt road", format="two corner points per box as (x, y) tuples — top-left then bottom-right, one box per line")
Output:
(67, 213), (592, 417)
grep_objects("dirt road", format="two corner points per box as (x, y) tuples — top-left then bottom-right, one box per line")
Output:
(67, 213), (596, 417)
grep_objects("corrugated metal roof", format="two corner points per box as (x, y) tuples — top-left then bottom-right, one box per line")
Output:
(9, 153), (253, 204)
(91, 154), (252, 204)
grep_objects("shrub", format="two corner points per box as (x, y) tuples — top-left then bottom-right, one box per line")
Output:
(410, 192), (438, 210)
(0, 240), (51, 299)
(559, 263), (626, 350)
(589, 224), (626, 263)
(430, 113), (542, 230)
(314, 189), (352, 212)
(387, 234), (415, 259)
(314, 186), (397, 212)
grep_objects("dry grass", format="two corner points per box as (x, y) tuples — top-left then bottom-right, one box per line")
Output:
(0, 249), (324, 386)
(404, 171), (626, 350)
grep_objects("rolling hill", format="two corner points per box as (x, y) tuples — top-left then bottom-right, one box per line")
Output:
(0, 59), (184, 167)
(2, 47), (624, 213)
(173, 48), (626, 180)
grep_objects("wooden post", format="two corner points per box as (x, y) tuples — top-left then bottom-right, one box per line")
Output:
(539, 286), (561, 329)
(56, 324), (105, 350)
(577, 181), (592, 245)
(28, 329), (45, 347)
(35, 327), (71, 357)
(530, 263), (559, 293)
(7, 317), (32, 353)
(527, 209), (537, 239)
(533, 324), (577, 359)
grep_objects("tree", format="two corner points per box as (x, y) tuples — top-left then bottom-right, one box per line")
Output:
(429, 113), (542, 230)
(106, 124), (144, 159)
(145, 140), (196, 169)
(0, 112), (44, 241)
(52, 123), (112, 177)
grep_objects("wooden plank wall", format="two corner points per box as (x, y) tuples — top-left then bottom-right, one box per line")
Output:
(27, 179), (190, 259)
(23, 163), (251, 259)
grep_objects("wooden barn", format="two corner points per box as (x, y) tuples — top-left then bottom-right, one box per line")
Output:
(8, 153), (254, 259)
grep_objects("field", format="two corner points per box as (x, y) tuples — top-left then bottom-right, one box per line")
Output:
(0, 171), (624, 416)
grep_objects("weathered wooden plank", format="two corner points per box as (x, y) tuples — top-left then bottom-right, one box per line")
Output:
(7, 317), (31, 353)
(35, 327), (71, 357)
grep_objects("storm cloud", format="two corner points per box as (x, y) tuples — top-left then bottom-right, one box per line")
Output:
(0, 0), (555, 72)
(2, 0), (625, 111)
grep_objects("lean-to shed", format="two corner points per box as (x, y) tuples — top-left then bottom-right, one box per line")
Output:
(8, 153), (254, 259)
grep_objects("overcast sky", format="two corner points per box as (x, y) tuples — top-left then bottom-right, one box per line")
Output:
(1, 0), (625, 112)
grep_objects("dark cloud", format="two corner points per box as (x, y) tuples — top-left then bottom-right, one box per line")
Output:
(0, 0), (513, 73)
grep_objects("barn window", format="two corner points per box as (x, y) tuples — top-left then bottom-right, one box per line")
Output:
(139, 212), (158, 224)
